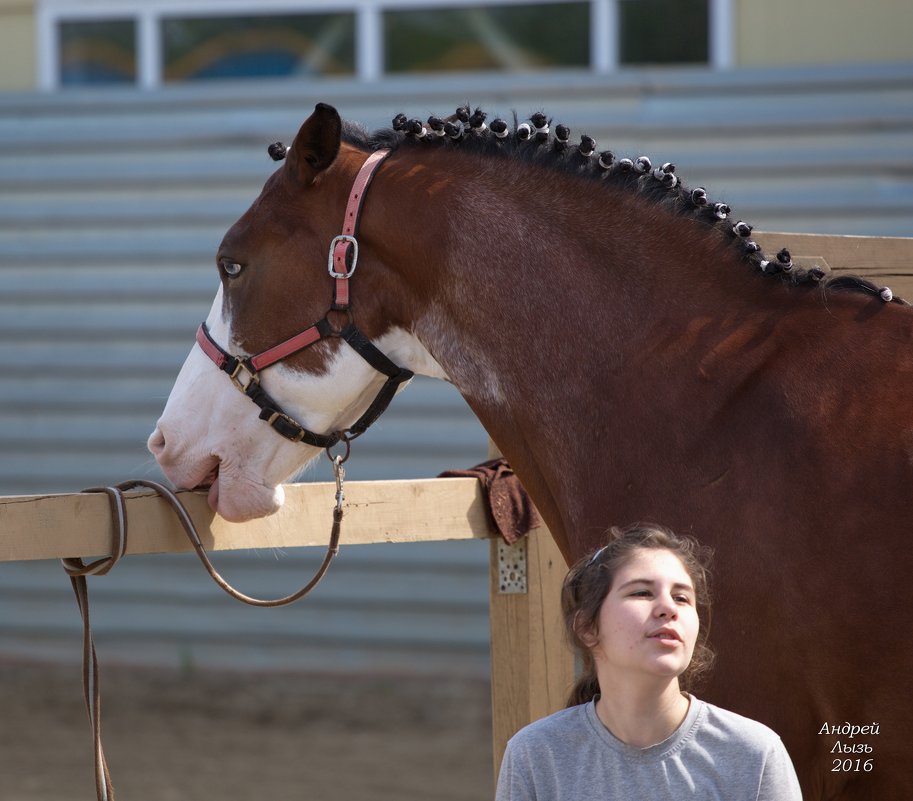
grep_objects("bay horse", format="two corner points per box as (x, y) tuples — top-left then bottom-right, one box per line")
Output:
(149, 102), (910, 800)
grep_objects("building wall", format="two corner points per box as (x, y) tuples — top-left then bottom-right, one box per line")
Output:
(2, 65), (912, 676)
(1, 1), (911, 94)
(736, 0), (913, 67)
(0, 0), (36, 91)
(1, 5), (911, 679)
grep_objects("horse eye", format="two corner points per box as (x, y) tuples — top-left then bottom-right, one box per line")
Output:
(220, 260), (244, 278)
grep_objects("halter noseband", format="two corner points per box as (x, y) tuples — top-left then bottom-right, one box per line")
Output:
(196, 148), (413, 453)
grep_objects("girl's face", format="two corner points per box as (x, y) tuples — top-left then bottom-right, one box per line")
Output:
(589, 548), (699, 683)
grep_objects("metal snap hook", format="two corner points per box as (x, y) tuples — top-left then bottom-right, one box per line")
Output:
(331, 454), (346, 513)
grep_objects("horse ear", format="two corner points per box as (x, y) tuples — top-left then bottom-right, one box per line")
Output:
(287, 102), (341, 184)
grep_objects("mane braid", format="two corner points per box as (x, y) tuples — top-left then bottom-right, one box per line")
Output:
(335, 110), (907, 306)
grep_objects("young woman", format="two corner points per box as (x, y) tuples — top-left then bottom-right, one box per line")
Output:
(495, 523), (802, 801)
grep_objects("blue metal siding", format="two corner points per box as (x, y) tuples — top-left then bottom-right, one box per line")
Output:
(1, 64), (911, 676)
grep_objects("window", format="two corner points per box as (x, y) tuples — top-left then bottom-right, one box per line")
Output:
(618, 0), (709, 65)
(42, 0), (728, 90)
(58, 19), (136, 85)
(161, 13), (356, 81)
(383, 3), (589, 74)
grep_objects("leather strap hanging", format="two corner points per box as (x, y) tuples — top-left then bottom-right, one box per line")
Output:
(62, 471), (346, 801)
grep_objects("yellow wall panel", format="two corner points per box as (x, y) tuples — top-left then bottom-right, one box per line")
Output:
(0, 1), (36, 91)
(737, 0), (913, 66)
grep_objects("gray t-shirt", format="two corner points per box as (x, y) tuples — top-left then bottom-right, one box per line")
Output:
(496, 696), (802, 800)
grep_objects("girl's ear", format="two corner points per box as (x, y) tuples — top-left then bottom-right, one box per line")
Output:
(286, 102), (342, 185)
(574, 612), (599, 649)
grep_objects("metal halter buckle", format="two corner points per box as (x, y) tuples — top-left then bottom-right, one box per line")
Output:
(265, 411), (306, 442)
(229, 360), (259, 392)
(328, 234), (359, 278)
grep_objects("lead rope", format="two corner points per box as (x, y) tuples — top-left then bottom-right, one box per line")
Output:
(61, 485), (126, 801)
(60, 455), (346, 801)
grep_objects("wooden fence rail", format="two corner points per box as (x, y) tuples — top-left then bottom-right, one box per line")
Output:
(0, 479), (492, 562)
(0, 475), (572, 789)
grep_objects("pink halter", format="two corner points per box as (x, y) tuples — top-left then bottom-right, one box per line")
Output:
(196, 148), (413, 452)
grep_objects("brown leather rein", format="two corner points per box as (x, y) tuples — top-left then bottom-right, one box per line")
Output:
(62, 475), (346, 801)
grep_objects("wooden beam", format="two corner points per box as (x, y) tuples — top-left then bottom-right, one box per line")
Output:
(754, 232), (913, 274)
(0, 478), (496, 563)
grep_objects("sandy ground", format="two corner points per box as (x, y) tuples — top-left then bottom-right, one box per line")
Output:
(0, 661), (493, 801)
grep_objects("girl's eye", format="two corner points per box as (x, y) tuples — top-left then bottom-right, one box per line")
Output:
(220, 260), (244, 278)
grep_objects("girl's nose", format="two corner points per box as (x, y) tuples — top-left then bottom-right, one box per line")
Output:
(655, 595), (678, 618)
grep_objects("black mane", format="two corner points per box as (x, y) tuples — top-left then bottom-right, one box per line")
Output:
(332, 107), (905, 305)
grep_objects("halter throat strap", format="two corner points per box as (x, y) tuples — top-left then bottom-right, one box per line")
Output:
(196, 148), (413, 450)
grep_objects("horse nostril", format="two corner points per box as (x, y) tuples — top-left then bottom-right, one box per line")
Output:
(148, 427), (166, 457)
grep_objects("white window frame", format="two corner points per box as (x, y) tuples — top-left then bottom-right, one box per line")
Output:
(37, 0), (733, 91)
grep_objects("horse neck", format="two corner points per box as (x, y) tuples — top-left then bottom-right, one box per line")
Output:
(364, 148), (792, 555)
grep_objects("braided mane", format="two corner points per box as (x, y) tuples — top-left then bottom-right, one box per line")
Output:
(276, 105), (905, 305)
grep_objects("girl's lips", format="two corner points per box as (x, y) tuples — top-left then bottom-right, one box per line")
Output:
(647, 628), (682, 643)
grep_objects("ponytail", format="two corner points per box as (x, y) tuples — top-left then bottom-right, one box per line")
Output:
(566, 665), (600, 707)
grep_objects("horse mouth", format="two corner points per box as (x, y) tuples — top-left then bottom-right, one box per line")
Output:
(195, 464), (221, 512)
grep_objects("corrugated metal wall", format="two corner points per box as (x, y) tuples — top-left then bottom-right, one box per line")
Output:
(2, 64), (912, 676)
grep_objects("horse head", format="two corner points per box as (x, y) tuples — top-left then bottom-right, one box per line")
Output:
(148, 103), (445, 521)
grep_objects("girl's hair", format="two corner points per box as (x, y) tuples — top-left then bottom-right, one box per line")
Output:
(562, 522), (715, 707)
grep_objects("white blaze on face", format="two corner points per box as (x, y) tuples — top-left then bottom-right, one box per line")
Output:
(147, 287), (300, 520)
(148, 287), (449, 522)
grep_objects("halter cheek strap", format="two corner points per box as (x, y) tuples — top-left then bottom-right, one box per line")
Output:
(196, 148), (414, 451)
(330, 148), (389, 309)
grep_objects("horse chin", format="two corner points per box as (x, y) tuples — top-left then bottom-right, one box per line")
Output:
(210, 475), (285, 522)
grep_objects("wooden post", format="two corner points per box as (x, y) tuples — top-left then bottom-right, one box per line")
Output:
(489, 527), (574, 784)
(487, 446), (575, 788)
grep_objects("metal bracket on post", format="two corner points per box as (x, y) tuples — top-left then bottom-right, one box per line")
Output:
(497, 538), (527, 594)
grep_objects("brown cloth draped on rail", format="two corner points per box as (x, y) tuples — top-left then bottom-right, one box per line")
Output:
(439, 457), (541, 544)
